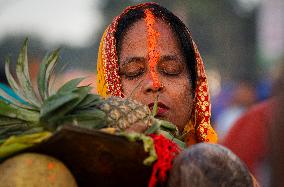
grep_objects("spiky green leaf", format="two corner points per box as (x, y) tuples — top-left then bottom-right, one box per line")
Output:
(76, 94), (102, 109)
(0, 123), (30, 139)
(15, 39), (40, 107)
(0, 116), (25, 126)
(59, 111), (107, 129)
(144, 123), (159, 135)
(40, 93), (78, 119)
(0, 88), (36, 110)
(152, 95), (159, 116)
(4, 57), (29, 104)
(158, 130), (186, 149)
(45, 49), (60, 97)
(37, 49), (60, 101)
(57, 77), (85, 94)
(40, 86), (91, 125)
(0, 100), (39, 123)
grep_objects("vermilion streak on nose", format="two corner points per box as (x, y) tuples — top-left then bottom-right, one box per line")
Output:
(144, 9), (161, 89)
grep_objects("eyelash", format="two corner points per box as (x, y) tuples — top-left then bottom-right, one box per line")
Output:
(124, 70), (144, 80)
(123, 69), (181, 80)
(159, 67), (181, 76)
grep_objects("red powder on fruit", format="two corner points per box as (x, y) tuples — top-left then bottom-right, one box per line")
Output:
(47, 162), (55, 170)
(48, 174), (56, 183)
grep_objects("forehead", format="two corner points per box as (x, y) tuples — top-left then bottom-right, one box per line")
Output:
(123, 18), (175, 38)
(120, 18), (181, 54)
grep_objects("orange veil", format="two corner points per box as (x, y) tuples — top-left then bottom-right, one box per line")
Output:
(96, 3), (217, 146)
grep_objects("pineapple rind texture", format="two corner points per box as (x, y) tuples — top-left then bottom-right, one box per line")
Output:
(99, 96), (152, 130)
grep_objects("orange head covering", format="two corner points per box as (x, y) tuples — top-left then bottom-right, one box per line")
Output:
(96, 2), (217, 146)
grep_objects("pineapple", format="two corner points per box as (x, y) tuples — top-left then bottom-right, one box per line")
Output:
(0, 39), (181, 158)
(99, 96), (152, 129)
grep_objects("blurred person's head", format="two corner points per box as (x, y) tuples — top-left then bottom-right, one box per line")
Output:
(232, 81), (256, 107)
(168, 143), (254, 187)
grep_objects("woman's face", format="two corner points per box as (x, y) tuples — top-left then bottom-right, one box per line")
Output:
(119, 18), (193, 131)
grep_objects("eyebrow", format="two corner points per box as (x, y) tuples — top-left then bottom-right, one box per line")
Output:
(121, 55), (179, 66)
(159, 55), (179, 62)
(120, 57), (146, 66)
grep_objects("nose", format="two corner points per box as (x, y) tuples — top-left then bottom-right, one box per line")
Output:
(142, 75), (164, 94)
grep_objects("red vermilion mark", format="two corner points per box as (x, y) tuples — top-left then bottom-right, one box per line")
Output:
(47, 162), (55, 170)
(144, 9), (161, 88)
(48, 174), (56, 183)
(25, 158), (33, 166)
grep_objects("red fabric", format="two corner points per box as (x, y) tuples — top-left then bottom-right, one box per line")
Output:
(221, 99), (275, 175)
(148, 134), (181, 187)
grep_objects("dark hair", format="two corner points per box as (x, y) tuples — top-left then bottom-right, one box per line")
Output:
(115, 3), (197, 92)
(168, 143), (254, 187)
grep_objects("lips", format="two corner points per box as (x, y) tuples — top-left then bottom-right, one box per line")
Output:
(148, 102), (169, 116)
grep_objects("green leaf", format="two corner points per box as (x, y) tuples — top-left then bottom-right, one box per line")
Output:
(0, 87), (36, 110)
(158, 130), (186, 149)
(40, 92), (78, 119)
(144, 123), (160, 135)
(4, 57), (29, 103)
(37, 49), (60, 101)
(57, 77), (86, 94)
(40, 86), (91, 125)
(60, 112), (107, 129)
(152, 95), (159, 116)
(0, 116), (25, 126)
(76, 94), (102, 109)
(15, 39), (40, 107)
(0, 100), (39, 123)
(45, 49), (60, 97)
(0, 123), (30, 140)
(63, 109), (107, 129)
(70, 109), (106, 119)
(160, 120), (177, 132)
(48, 59), (70, 96)
(145, 118), (178, 136)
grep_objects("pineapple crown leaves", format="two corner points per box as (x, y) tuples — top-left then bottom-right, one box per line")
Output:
(0, 39), (107, 137)
(3, 38), (59, 109)
(37, 47), (61, 100)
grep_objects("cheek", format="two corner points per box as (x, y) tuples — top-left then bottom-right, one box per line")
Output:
(121, 78), (133, 96)
(167, 78), (193, 109)
(121, 77), (143, 99)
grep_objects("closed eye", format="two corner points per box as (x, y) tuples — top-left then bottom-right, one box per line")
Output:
(158, 55), (184, 76)
(119, 57), (146, 79)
